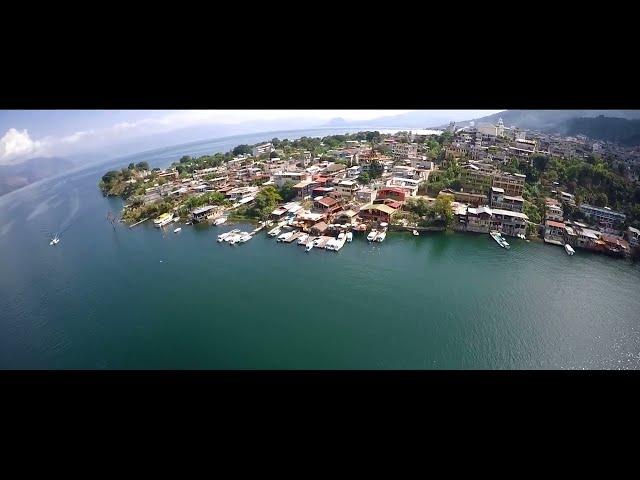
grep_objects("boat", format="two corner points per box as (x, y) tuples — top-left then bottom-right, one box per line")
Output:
(153, 212), (174, 228)
(49, 234), (60, 246)
(346, 232), (353, 242)
(376, 231), (387, 242)
(277, 231), (294, 242)
(238, 233), (252, 243)
(268, 227), (281, 237)
(174, 227), (182, 233)
(297, 234), (309, 245)
(325, 238), (337, 250)
(490, 230), (510, 249)
(564, 244), (575, 255)
(219, 229), (240, 242)
(367, 230), (378, 242)
(413, 230), (419, 236)
(305, 242), (314, 252)
(213, 217), (227, 226)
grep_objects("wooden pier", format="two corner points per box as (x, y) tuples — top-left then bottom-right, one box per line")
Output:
(129, 217), (150, 228)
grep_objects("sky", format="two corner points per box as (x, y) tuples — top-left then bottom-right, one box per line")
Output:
(0, 110), (504, 166)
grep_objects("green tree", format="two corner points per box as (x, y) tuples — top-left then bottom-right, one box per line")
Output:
(232, 144), (252, 156)
(128, 162), (135, 170)
(433, 195), (454, 227)
(250, 186), (282, 220)
(278, 181), (297, 202)
(135, 161), (149, 170)
(358, 172), (371, 185)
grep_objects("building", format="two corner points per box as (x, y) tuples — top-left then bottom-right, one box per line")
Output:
(491, 172), (526, 197)
(466, 206), (493, 233)
(625, 226), (640, 247)
(355, 188), (376, 204)
(545, 203), (564, 222)
(359, 203), (398, 224)
(391, 143), (418, 159)
(335, 180), (359, 200)
(292, 179), (317, 199)
(252, 143), (272, 156)
(191, 205), (217, 223)
(544, 220), (566, 245)
(376, 187), (406, 203)
(459, 164), (493, 194)
(490, 209), (529, 237)
(579, 204), (626, 231)
(333, 209), (359, 226)
(313, 196), (341, 215)
(490, 187), (524, 213)
(346, 165), (362, 178)
(385, 177), (420, 197)
(439, 189), (487, 207)
(273, 171), (311, 188)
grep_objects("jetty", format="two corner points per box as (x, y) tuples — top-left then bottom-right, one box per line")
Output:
(129, 217), (150, 228)
(285, 231), (303, 243)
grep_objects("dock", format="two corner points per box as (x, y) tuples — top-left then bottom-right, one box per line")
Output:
(315, 236), (333, 249)
(284, 231), (303, 243)
(129, 217), (150, 228)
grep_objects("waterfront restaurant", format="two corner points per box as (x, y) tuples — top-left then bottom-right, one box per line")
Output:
(359, 203), (398, 224)
(192, 205), (217, 223)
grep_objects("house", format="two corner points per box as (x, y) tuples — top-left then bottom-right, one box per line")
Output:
(490, 209), (529, 237)
(439, 189), (487, 207)
(544, 220), (566, 245)
(192, 205), (217, 223)
(490, 187), (524, 213)
(459, 164), (493, 193)
(376, 187), (406, 203)
(252, 143), (272, 156)
(385, 177), (420, 197)
(355, 188), (376, 204)
(391, 143), (418, 159)
(491, 172), (526, 197)
(359, 203), (398, 224)
(313, 196), (341, 215)
(625, 226), (640, 247)
(273, 171), (310, 188)
(310, 221), (329, 236)
(335, 180), (359, 200)
(333, 209), (359, 226)
(292, 179), (317, 199)
(466, 206), (493, 233)
(600, 233), (630, 257)
(579, 204), (626, 232)
(346, 165), (362, 178)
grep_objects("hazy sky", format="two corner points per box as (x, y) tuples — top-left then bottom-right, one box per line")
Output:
(0, 110), (503, 165)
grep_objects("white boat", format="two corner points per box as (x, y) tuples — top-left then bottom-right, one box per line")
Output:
(376, 231), (387, 242)
(238, 233), (252, 243)
(49, 235), (60, 246)
(367, 230), (378, 242)
(325, 239), (337, 250)
(331, 233), (347, 251)
(268, 227), (281, 237)
(413, 230), (419, 236)
(346, 232), (353, 242)
(174, 227), (182, 233)
(220, 229), (240, 242)
(277, 231), (294, 242)
(305, 242), (314, 252)
(565, 244), (575, 255)
(213, 217), (227, 226)
(490, 230), (510, 249)
(297, 234), (309, 245)
(153, 213), (174, 228)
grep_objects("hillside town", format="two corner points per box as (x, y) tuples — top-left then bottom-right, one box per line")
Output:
(99, 123), (640, 259)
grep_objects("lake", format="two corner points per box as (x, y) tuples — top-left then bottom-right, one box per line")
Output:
(1, 128), (639, 369)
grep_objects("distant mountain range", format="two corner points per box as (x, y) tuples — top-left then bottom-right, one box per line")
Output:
(564, 116), (640, 145)
(0, 157), (75, 197)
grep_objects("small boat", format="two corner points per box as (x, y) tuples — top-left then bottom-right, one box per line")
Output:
(277, 231), (294, 242)
(367, 230), (378, 242)
(412, 230), (419, 236)
(268, 227), (281, 237)
(305, 242), (314, 252)
(490, 230), (510, 249)
(564, 244), (575, 256)
(239, 234), (252, 243)
(49, 234), (60, 246)
(153, 213), (174, 228)
(174, 227), (182, 233)
(213, 217), (227, 226)
(376, 231), (387, 242)
(346, 232), (353, 242)
(220, 229), (240, 242)
(297, 234), (309, 245)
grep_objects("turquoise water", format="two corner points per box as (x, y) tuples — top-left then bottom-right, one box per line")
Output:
(1, 130), (639, 369)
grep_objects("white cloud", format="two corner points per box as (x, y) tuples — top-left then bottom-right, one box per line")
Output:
(0, 128), (46, 165)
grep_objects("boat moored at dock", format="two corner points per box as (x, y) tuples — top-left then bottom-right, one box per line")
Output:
(490, 230), (510, 249)
(565, 244), (575, 255)
(413, 230), (419, 236)
(367, 230), (378, 242)
(153, 213), (174, 228)
(376, 231), (387, 242)
(268, 227), (281, 237)
(346, 232), (353, 242)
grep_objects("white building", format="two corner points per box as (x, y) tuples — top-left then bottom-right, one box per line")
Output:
(273, 171), (311, 188)
(252, 143), (273, 157)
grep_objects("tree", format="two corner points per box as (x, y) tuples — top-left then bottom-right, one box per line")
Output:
(135, 161), (149, 170)
(128, 162), (135, 170)
(278, 181), (297, 202)
(250, 186), (282, 220)
(269, 150), (279, 159)
(433, 195), (454, 227)
(358, 172), (371, 185)
(232, 144), (252, 156)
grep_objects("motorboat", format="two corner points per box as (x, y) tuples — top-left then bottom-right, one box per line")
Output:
(490, 230), (510, 249)
(220, 229), (241, 242)
(153, 212), (174, 228)
(49, 234), (60, 246)
(277, 231), (294, 242)
(305, 242), (314, 252)
(268, 227), (281, 237)
(413, 230), (419, 236)
(174, 227), (182, 233)
(325, 239), (337, 250)
(297, 234), (309, 245)
(213, 217), (227, 226)
(376, 231), (387, 242)
(565, 244), (575, 255)
(346, 232), (353, 242)
(367, 230), (378, 242)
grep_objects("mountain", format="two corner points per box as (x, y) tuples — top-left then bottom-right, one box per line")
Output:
(452, 110), (640, 134)
(564, 116), (640, 145)
(0, 157), (75, 196)
(321, 111), (503, 129)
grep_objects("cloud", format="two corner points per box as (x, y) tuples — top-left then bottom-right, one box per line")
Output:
(0, 128), (46, 164)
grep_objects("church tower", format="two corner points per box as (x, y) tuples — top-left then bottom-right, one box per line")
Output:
(496, 117), (505, 137)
